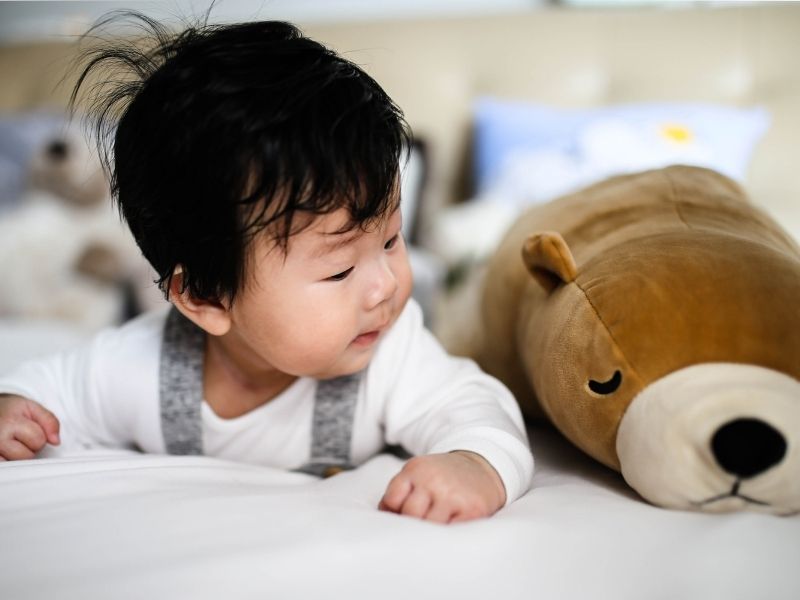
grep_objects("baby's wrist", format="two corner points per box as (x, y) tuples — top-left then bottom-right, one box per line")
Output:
(450, 450), (507, 506)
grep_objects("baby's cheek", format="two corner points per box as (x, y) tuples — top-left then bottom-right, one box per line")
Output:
(395, 261), (414, 310)
(297, 322), (362, 373)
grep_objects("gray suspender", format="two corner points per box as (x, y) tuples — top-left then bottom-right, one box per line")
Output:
(159, 307), (359, 476)
(294, 373), (360, 477)
(159, 308), (204, 455)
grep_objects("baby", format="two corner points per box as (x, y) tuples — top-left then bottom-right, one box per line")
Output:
(0, 17), (533, 523)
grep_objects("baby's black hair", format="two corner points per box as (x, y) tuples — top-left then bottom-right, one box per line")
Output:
(71, 12), (411, 303)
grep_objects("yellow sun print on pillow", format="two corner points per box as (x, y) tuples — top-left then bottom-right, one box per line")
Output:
(661, 123), (694, 144)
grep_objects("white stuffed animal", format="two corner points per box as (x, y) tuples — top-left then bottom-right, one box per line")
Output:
(0, 124), (162, 330)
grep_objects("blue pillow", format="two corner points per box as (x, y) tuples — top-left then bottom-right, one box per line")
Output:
(473, 99), (770, 206)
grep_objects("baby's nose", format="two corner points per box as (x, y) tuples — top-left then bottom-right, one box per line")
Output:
(366, 259), (398, 308)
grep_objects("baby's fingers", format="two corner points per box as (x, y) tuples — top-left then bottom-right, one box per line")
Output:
(12, 419), (48, 453)
(399, 487), (432, 519)
(0, 438), (37, 461)
(379, 475), (412, 513)
(381, 477), (436, 518)
(425, 500), (456, 524)
(27, 402), (60, 445)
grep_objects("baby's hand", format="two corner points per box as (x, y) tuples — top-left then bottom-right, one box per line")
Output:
(378, 451), (506, 524)
(0, 394), (60, 460)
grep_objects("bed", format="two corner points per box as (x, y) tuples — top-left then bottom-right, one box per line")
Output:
(1, 4), (800, 599)
(2, 426), (797, 600)
(0, 319), (798, 599)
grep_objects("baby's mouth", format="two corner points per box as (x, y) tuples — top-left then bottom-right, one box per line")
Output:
(352, 330), (380, 346)
(352, 318), (391, 347)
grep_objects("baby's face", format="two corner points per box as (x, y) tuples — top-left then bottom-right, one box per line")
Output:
(224, 207), (412, 379)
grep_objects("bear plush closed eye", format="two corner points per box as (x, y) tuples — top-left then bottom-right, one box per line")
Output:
(462, 165), (800, 514)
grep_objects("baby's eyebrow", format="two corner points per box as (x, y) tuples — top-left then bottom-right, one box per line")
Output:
(310, 230), (362, 258)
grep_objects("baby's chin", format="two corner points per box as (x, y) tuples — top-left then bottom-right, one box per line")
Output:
(300, 346), (376, 380)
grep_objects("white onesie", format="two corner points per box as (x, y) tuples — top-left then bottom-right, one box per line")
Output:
(0, 298), (534, 504)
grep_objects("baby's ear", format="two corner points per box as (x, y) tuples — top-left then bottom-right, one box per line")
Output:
(168, 267), (231, 336)
(522, 232), (577, 293)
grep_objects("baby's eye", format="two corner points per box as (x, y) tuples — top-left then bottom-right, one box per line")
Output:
(326, 267), (354, 282)
(384, 234), (399, 250)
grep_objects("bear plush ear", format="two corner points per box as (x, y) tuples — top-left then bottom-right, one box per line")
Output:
(522, 232), (578, 293)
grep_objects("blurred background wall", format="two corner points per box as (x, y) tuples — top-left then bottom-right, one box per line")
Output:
(0, 0), (798, 357)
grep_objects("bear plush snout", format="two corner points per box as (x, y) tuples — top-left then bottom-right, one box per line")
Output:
(617, 363), (800, 515)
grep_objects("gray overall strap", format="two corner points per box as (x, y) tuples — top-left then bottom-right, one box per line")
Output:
(159, 307), (205, 455)
(295, 372), (362, 478)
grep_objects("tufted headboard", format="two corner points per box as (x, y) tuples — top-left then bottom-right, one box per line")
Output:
(2, 5), (799, 238)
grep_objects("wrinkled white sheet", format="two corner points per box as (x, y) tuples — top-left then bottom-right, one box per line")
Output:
(1, 425), (798, 600)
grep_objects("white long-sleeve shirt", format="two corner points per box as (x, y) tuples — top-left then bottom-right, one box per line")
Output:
(0, 299), (534, 503)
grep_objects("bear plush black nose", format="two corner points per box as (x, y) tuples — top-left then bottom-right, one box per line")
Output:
(711, 418), (787, 478)
(47, 140), (68, 160)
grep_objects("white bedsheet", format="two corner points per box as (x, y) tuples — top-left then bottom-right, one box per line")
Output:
(1, 425), (797, 600)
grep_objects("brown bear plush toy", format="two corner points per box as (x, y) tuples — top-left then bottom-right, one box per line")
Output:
(467, 165), (799, 514)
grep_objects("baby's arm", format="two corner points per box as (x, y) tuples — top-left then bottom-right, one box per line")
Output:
(373, 300), (534, 523)
(0, 394), (61, 460)
(379, 450), (506, 523)
(0, 312), (165, 457)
